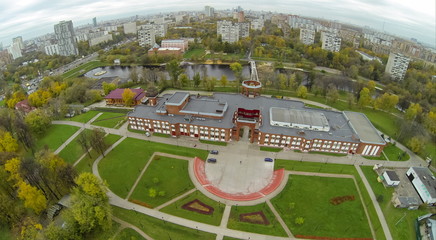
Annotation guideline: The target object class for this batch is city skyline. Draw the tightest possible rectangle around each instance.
[0,0,434,48]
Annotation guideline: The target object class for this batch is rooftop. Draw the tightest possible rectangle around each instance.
[270,107,330,132]
[410,167,436,198]
[104,88,145,101]
[344,111,385,145]
[161,39,186,43]
[129,92,365,143]
[385,170,400,181]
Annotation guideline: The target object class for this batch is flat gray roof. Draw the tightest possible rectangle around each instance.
[270,107,329,130]
[165,92,189,106]
[385,170,400,181]
[411,167,436,198]
[344,111,385,145]
[129,92,371,143]
[180,97,227,117]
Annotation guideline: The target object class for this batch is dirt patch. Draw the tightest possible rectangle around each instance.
[182,199,214,215]
[129,199,153,208]
[239,211,270,225]
[330,195,355,205]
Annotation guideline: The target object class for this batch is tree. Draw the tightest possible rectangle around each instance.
[0,108,15,133]
[166,60,183,87]
[129,67,138,83]
[17,181,47,214]
[373,93,399,111]
[424,111,436,135]
[89,128,108,157]
[296,85,308,99]
[358,87,371,108]
[102,82,117,95]
[230,62,243,84]
[122,88,135,106]
[278,73,287,91]
[148,188,157,198]
[6,91,26,109]
[4,157,22,183]
[408,136,424,154]
[13,113,34,151]
[405,103,422,121]
[325,84,339,103]
[220,75,228,87]
[68,172,112,234]
[366,80,376,94]
[28,89,52,107]
[193,72,201,88]
[0,130,19,153]
[25,109,51,135]
[77,131,92,158]
[179,73,190,87]
[295,217,305,225]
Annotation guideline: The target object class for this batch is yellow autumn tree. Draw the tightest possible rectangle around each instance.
[4,157,22,183]
[122,88,135,106]
[17,181,47,214]
[0,130,19,152]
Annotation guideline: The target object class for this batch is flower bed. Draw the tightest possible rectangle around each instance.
[329,195,355,205]
[129,199,153,208]
[239,211,270,225]
[182,199,214,215]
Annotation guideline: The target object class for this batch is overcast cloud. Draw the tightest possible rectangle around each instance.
[0,0,434,47]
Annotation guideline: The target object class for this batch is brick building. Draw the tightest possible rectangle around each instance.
[161,39,188,52]
[128,91,386,156]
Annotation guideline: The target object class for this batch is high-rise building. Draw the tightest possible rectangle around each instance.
[123,22,137,35]
[204,6,215,18]
[237,11,245,23]
[251,19,264,31]
[93,17,97,27]
[321,32,341,52]
[54,20,79,56]
[12,36,24,50]
[44,44,60,56]
[217,21,249,43]
[7,42,22,59]
[138,27,156,47]
[300,29,315,45]
[385,52,410,81]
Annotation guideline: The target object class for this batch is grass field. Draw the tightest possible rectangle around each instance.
[383,143,410,161]
[99,137,208,198]
[130,156,194,207]
[161,190,225,226]
[67,111,101,123]
[223,237,242,240]
[307,151,348,157]
[92,112,126,128]
[275,159,386,240]
[114,228,145,240]
[58,129,92,164]
[35,125,80,151]
[272,175,372,238]
[112,206,216,240]
[360,166,432,240]
[86,221,121,240]
[184,48,205,59]
[227,203,288,237]
[259,146,282,152]
[74,134,122,173]
[199,139,227,146]
[0,225,13,240]
[62,60,106,79]
[0,100,5,107]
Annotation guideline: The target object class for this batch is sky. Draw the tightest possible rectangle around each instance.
[0,0,434,48]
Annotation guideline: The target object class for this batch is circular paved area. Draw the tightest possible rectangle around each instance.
[194,141,285,201]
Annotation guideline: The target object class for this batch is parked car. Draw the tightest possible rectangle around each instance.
[264,158,274,162]
[207,158,217,163]
[210,150,219,155]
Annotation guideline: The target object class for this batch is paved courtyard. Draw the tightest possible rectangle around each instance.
[205,141,274,195]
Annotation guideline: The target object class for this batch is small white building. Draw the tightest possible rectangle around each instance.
[406,167,436,205]
[382,170,400,186]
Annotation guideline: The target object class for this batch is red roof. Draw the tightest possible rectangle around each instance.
[104,88,145,101]
[15,99,36,113]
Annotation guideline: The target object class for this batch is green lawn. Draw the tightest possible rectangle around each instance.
[260,146,282,152]
[67,111,101,123]
[112,206,216,240]
[87,221,120,240]
[227,203,288,237]
[0,100,5,107]
[62,60,107,79]
[58,129,92,164]
[35,125,80,151]
[114,228,145,240]
[223,237,242,240]
[360,166,432,240]
[383,143,410,161]
[99,138,208,198]
[74,134,122,173]
[161,190,225,226]
[153,132,170,138]
[199,139,227,146]
[184,48,205,59]
[271,175,372,238]
[275,159,386,240]
[92,112,126,129]
[130,156,194,207]
[0,225,14,240]
[307,151,348,157]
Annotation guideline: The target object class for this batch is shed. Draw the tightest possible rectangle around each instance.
[392,195,420,209]
[383,170,400,186]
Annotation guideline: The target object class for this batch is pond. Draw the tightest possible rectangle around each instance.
[84,64,251,81]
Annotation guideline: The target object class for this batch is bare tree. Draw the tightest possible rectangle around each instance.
[89,128,108,157]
